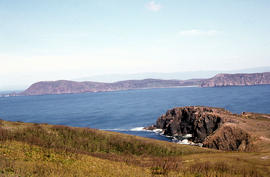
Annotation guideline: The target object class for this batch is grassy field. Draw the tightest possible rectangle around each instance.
[0,119,269,176]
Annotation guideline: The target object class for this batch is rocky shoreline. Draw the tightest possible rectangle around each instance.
[145,126,203,146]
[145,106,270,151]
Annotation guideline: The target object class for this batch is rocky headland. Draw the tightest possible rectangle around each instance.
[146,106,270,151]
[201,72,270,87]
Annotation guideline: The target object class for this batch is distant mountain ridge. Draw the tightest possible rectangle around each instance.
[19,72,270,96]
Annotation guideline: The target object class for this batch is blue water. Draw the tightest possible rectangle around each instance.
[0,85,270,141]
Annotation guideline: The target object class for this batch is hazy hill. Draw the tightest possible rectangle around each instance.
[20,79,202,96]
[16,72,270,96]
[201,72,270,87]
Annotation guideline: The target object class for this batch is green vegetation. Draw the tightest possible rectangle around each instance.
[0,119,269,176]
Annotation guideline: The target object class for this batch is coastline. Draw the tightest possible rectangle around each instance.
[1,85,200,97]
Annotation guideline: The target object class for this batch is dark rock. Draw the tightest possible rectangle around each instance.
[148,106,258,151]
[155,106,224,143]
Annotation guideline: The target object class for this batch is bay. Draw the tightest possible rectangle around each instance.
[0,85,269,141]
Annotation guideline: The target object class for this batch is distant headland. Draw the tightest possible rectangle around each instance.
[2,72,270,96]
[201,72,270,87]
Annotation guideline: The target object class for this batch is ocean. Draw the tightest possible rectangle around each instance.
[0,85,270,141]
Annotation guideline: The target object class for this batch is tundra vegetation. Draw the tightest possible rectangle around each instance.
[0,117,269,177]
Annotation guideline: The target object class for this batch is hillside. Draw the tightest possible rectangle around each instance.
[17,72,270,96]
[201,72,270,87]
[1,107,270,176]
[20,79,202,96]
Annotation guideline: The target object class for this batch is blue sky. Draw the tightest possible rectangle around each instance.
[0,0,270,90]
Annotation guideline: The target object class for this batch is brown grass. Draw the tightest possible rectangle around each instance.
[0,119,269,176]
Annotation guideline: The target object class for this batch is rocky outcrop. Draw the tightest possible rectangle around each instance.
[20,79,202,96]
[147,106,257,151]
[155,107,224,143]
[201,72,270,87]
[203,125,253,151]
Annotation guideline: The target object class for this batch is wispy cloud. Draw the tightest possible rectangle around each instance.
[146,1,162,12]
[178,29,220,36]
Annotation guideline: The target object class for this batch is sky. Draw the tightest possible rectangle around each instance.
[0,0,270,90]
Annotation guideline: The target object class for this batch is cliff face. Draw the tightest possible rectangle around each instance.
[148,106,270,151]
[155,107,224,143]
[201,72,270,87]
[21,79,201,96]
